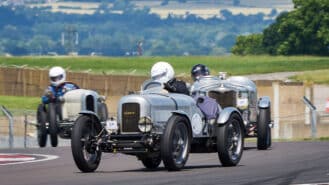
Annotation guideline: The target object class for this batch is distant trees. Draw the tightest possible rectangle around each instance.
[233,0,240,6]
[0,3,273,56]
[231,34,265,55]
[232,0,329,56]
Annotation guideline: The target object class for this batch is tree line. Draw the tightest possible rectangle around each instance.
[232,0,329,56]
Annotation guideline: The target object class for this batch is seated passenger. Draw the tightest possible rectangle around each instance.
[41,66,79,104]
[150,61,189,95]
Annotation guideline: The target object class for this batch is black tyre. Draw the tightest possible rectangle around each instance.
[48,103,58,147]
[141,154,162,169]
[217,113,244,167]
[161,115,191,171]
[98,103,108,122]
[71,115,102,173]
[37,104,48,147]
[257,108,271,150]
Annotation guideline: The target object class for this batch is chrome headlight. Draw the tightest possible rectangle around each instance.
[138,116,153,132]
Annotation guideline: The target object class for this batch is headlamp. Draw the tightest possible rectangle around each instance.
[138,116,153,132]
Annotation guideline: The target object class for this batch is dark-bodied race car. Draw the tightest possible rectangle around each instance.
[71,79,246,172]
[36,88,108,147]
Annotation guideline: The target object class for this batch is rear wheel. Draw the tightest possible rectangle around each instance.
[161,115,191,171]
[71,115,102,173]
[48,103,58,147]
[217,113,244,166]
[37,104,47,147]
[257,108,271,150]
[140,154,161,169]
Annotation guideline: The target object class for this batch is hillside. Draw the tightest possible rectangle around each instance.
[25,0,294,18]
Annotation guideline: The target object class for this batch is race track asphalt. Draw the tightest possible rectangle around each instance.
[0,141,328,185]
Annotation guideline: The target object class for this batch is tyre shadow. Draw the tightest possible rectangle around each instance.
[89,164,244,174]
[244,146,257,150]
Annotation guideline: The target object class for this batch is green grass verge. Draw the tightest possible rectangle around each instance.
[0,95,40,111]
[290,69,329,84]
[1,55,329,76]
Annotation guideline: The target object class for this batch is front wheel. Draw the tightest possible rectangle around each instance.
[37,104,47,147]
[257,108,271,150]
[140,154,162,169]
[71,115,102,173]
[48,103,58,147]
[161,115,191,171]
[217,113,244,167]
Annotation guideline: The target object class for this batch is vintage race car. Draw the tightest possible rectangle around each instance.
[191,73,272,150]
[36,88,108,147]
[71,80,245,172]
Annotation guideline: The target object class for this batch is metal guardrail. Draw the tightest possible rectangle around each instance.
[0,105,14,148]
[24,114,37,148]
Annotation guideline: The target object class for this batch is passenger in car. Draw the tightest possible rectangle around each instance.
[150,61,189,95]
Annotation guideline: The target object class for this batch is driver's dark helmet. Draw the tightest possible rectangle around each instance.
[191,64,210,81]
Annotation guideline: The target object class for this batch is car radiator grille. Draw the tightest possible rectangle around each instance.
[122,103,140,133]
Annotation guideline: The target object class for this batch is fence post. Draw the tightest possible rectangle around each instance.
[302,96,317,138]
[24,114,27,148]
[273,81,280,139]
[0,105,14,148]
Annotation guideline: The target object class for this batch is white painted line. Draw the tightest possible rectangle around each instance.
[0,157,35,162]
[0,153,58,166]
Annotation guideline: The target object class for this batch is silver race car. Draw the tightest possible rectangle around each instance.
[71,79,245,172]
[191,73,272,150]
[37,88,108,147]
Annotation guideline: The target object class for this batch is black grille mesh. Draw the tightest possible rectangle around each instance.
[122,103,140,132]
[208,90,236,108]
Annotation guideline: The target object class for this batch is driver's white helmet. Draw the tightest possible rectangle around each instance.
[49,66,66,86]
[150,61,174,83]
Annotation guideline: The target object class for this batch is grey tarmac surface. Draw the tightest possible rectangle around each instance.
[0,141,328,185]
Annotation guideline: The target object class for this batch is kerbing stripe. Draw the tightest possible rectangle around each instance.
[0,153,58,166]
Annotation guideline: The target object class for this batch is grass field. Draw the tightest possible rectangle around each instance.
[290,69,329,84]
[0,95,40,111]
[1,56,329,77]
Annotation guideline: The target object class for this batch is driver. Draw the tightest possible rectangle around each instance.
[150,61,189,95]
[190,64,222,121]
[41,66,79,104]
[190,64,211,94]
[191,64,210,82]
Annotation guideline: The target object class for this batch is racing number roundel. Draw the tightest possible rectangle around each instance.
[191,113,203,135]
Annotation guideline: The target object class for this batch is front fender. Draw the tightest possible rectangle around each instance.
[79,111,102,124]
[217,107,242,125]
[171,110,192,136]
[258,96,271,109]
[171,110,189,118]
